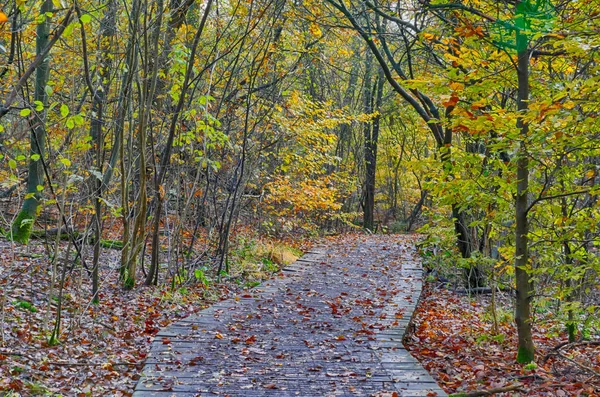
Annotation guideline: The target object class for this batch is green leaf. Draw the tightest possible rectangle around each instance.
[8,159,16,169]
[79,14,92,24]
[20,108,31,117]
[66,118,75,129]
[60,104,69,117]
[36,185,44,192]
[59,158,71,167]
[34,101,44,111]
[63,22,75,37]
[31,154,40,161]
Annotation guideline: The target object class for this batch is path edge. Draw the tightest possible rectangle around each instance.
[371,238,448,397]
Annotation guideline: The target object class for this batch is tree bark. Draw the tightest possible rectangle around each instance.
[364,66,384,232]
[11,0,53,244]
[514,5,535,363]
[147,0,214,285]
[87,1,116,303]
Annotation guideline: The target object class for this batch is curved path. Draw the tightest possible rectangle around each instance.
[133,235,447,397]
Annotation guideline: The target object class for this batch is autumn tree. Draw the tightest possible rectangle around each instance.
[10,1,63,243]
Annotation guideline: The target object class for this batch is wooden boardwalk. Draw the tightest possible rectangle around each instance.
[133,235,447,396]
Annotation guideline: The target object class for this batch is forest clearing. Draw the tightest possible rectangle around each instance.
[1,0,600,395]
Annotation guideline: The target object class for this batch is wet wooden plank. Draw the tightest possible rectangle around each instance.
[134,238,447,396]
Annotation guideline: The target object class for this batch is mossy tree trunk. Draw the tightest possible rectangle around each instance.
[11,0,53,244]
[362,51,374,231]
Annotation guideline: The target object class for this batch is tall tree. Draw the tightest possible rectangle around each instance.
[513,0,535,363]
[81,0,116,302]
[362,54,384,232]
[11,0,54,243]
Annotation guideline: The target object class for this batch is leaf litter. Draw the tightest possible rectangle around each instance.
[0,239,241,396]
[405,284,600,396]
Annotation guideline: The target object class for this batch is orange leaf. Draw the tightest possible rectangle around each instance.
[0,11,8,24]
[442,94,459,108]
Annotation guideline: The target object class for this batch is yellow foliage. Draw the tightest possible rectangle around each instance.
[261,92,360,230]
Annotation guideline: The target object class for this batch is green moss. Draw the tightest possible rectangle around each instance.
[99,239,124,249]
[516,345,535,363]
[566,323,577,342]
[10,210,35,244]
[47,335,59,346]
[123,276,135,290]
[13,300,37,312]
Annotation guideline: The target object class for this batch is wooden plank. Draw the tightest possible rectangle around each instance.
[134,237,447,396]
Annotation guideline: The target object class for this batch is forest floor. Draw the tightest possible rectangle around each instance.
[0,234,309,396]
[0,233,598,396]
[405,283,600,396]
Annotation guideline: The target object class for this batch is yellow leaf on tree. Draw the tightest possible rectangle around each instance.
[449,82,464,92]
[309,23,322,38]
[586,169,595,179]
[0,11,8,23]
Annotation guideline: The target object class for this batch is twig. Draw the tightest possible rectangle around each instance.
[449,384,523,397]
[47,361,141,367]
[92,320,117,332]
[511,374,545,382]
[547,351,600,379]
[543,340,600,362]
[0,351,25,357]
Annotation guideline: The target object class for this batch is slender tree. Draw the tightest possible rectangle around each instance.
[11,0,54,243]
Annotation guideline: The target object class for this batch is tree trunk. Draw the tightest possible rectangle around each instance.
[11,0,53,244]
[362,51,374,231]
[88,1,116,303]
[514,7,535,363]
[147,0,214,285]
[364,67,384,232]
[109,1,140,280]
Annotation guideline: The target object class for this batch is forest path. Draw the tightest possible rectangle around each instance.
[133,234,447,397]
